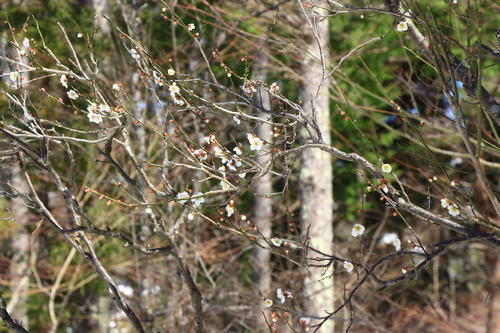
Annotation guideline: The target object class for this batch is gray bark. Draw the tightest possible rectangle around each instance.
[251,51,273,330]
[298,7,335,332]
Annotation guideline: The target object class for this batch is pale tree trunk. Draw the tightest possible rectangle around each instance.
[2,32,31,329]
[251,51,273,331]
[298,6,335,332]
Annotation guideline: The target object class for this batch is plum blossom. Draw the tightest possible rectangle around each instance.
[276,288,293,304]
[351,224,365,237]
[176,191,190,204]
[343,261,354,273]
[129,48,140,60]
[233,147,242,155]
[381,163,392,173]
[67,90,79,100]
[396,21,408,32]
[87,112,103,124]
[9,71,19,82]
[225,204,234,217]
[242,81,256,96]
[60,75,68,88]
[271,238,283,247]
[247,133,264,151]
[191,192,205,207]
[187,23,196,31]
[167,68,175,76]
[270,82,280,93]
[264,299,273,307]
[392,238,401,251]
[441,198,451,208]
[448,204,460,216]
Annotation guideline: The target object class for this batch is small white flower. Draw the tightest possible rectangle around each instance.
[226,157,242,171]
[169,82,180,95]
[264,299,273,308]
[23,38,30,49]
[300,317,311,326]
[112,83,121,91]
[238,172,246,179]
[392,238,401,251]
[233,147,242,155]
[351,224,365,237]
[145,208,152,214]
[448,204,460,216]
[441,198,451,208]
[450,156,463,167]
[87,102,98,113]
[99,104,110,113]
[191,192,205,207]
[381,184,389,193]
[187,23,196,31]
[204,135,216,144]
[176,191,190,204]
[271,238,283,247]
[247,133,264,151]
[270,82,280,93]
[233,115,241,125]
[343,261,354,273]
[167,68,175,76]
[9,71,19,82]
[193,149,208,161]
[276,288,293,304]
[220,180,231,190]
[67,90,79,100]
[87,112,103,124]
[172,94,185,106]
[129,48,140,60]
[77,33,83,38]
[396,21,408,32]
[153,70,163,86]
[242,81,257,96]
[381,233,399,245]
[187,213,194,220]
[225,204,234,217]
[60,75,68,88]
[381,163,392,173]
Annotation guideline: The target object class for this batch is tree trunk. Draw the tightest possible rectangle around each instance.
[251,50,273,331]
[298,6,335,332]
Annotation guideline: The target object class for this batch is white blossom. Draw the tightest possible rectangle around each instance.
[60,75,68,88]
[9,71,19,82]
[225,204,234,217]
[233,147,242,155]
[67,90,79,100]
[351,224,365,237]
[247,133,264,151]
[264,299,273,308]
[233,115,241,125]
[381,163,392,173]
[112,83,121,91]
[271,238,283,247]
[276,288,293,304]
[23,38,30,48]
[129,48,140,60]
[392,238,401,251]
[191,192,205,207]
[187,23,196,31]
[448,204,460,216]
[396,21,408,32]
[99,104,110,113]
[441,198,451,208]
[381,233,399,245]
[87,112,103,124]
[270,82,280,93]
[167,68,175,76]
[343,261,354,273]
[176,191,190,204]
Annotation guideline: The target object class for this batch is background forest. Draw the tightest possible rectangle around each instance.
[0,0,499,332]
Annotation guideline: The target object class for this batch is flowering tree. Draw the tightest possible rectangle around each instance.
[0,0,499,332]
